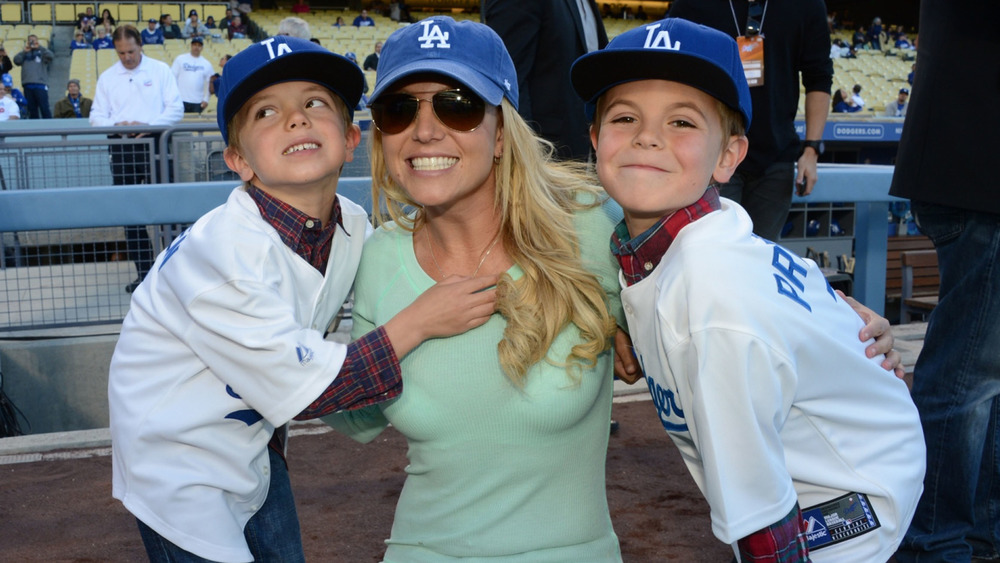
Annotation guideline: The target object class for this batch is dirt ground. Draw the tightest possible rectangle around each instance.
[0,399,734,562]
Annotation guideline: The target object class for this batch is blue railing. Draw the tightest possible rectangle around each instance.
[0,164,903,326]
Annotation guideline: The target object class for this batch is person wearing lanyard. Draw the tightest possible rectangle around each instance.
[668,0,833,242]
[54,78,92,118]
[89,24,183,293]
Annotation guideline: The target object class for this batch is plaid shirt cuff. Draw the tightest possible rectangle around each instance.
[736,503,809,562]
[295,326,402,419]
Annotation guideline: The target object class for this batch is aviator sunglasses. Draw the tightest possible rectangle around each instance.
[369,89,487,135]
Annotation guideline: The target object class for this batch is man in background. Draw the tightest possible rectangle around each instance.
[668,0,833,241]
[484,0,607,161]
[890,2,1000,561]
[90,25,183,293]
[53,78,92,118]
[12,34,53,119]
[171,36,213,114]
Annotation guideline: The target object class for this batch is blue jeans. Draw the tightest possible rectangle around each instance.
[717,161,795,242]
[22,84,51,119]
[138,448,306,562]
[895,201,1000,563]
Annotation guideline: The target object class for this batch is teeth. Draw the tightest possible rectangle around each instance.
[284,143,319,155]
[411,157,458,171]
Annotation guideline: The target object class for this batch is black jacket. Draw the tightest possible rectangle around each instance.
[485,0,608,160]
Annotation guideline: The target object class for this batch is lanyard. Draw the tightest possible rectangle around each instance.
[729,0,768,37]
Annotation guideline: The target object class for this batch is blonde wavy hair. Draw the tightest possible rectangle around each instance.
[369,99,617,385]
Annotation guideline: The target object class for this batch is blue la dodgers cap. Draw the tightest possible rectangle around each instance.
[370,16,518,110]
[1,73,12,88]
[571,17,752,132]
[215,35,364,143]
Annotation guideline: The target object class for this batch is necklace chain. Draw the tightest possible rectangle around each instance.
[426,228,501,278]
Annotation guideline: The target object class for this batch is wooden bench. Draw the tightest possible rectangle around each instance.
[886,235,935,300]
[900,249,940,323]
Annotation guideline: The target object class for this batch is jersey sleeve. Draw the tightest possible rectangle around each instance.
[182,278,350,427]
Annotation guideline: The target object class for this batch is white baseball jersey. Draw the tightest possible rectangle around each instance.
[620,200,925,562]
[171,52,214,105]
[0,95,19,120]
[109,187,371,562]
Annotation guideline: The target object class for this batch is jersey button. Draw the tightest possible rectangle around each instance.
[305,220,315,228]
[643,261,654,271]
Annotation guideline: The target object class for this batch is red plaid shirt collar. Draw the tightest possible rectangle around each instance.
[611,187,721,287]
[247,185,345,273]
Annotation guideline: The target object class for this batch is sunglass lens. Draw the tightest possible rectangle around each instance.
[372,94,418,134]
[433,91,486,132]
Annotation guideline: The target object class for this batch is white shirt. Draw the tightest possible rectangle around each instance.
[620,200,925,562]
[851,93,865,108]
[90,54,183,127]
[171,52,214,105]
[0,95,19,120]
[109,188,371,561]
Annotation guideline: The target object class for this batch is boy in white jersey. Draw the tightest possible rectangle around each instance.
[571,18,925,562]
[108,36,496,562]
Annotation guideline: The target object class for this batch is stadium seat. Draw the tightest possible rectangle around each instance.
[54,4,79,23]
[30,4,53,24]
[1,2,23,24]
[118,3,139,22]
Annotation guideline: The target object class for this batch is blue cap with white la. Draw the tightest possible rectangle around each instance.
[1,73,12,88]
[215,36,364,144]
[571,17,752,132]
[370,16,518,110]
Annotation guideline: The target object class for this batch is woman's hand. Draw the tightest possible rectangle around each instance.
[839,290,905,379]
[613,328,643,384]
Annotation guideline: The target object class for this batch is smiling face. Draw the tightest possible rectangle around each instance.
[591,79,746,236]
[377,79,503,217]
[67,82,80,96]
[224,81,361,202]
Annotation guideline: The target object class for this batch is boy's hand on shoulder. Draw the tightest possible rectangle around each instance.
[383,274,499,358]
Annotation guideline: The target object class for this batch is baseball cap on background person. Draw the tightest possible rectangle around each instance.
[190,36,204,44]
[344,51,357,63]
[189,9,198,16]
[899,88,909,95]
[570,17,752,132]
[1,74,12,88]
[215,35,364,143]
[369,16,519,110]
[148,18,156,23]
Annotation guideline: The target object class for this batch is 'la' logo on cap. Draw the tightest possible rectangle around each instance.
[260,37,294,59]
[417,19,450,49]
[643,23,681,50]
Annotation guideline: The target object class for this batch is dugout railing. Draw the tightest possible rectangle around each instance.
[0,164,901,331]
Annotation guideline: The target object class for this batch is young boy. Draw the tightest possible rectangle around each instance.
[0,74,20,120]
[108,36,496,562]
[572,18,925,562]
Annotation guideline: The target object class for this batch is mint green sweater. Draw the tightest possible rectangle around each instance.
[325,199,626,562]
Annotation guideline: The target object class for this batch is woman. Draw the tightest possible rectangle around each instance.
[99,9,115,34]
[833,88,862,113]
[327,17,900,562]
[329,17,623,561]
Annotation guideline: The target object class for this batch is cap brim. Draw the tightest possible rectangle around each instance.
[573,49,741,121]
[371,59,505,106]
[222,50,364,128]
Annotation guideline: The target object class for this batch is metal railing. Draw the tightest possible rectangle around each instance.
[0,164,903,331]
